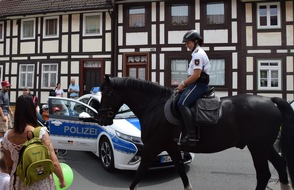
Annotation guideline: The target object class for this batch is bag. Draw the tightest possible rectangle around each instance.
[49,89,56,96]
[195,97,221,124]
[15,127,54,186]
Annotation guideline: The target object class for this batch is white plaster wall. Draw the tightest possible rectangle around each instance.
[105,14,111,31]
[118,5,123,24]
[12,38,17,54]
[83,38,102,52]
[160,2,164,21]
[160,24,164,44]
[246,26,253,46]
[246,75,253,90]
[152,2,156,22]
[232,72,238,89]
[287,56,293,72]
[62,15,68,33]
[0,44,3,55]
[117,54,122,70]
[105,33,111,52]
[232,21,238,43]
[71,14,80,32]
[70,61,79,74]
[11,62,17,75]
[246,57,254,72]
[286,25,293,46]
[168,31,186,44]
[204,30,228,44]
[13,20,17,36]
[287,75,293,91]
[151,54,156,70]
[257,33,281,46]
[118,26,123,46]
[152,25,156,45]
[286,1,293,22]
[159,53,164,70]
[62,35,68,52]
[232,0,237,19]
[126,33,148,45]
[20,42,35,54]
[61,61,68,74]
[43,41,59,53]
[105,61,111,75]
[245,3,252,23]
[71,35,79,52]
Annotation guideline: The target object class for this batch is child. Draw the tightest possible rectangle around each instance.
[0,142,10,190]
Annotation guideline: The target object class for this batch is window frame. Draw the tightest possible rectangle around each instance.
[257,60,281,90]
[166,1,194,30]
[21,18,36,40]
[41,63,58,89]
[0,22,4,41]
[125,3,150,32]
[202,0,229,29]
[19,64,35,88]
[43,16,59,38]
[257,2,281,29]
[83,13,103,36]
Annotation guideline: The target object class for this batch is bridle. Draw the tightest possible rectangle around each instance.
[98,89,116,119]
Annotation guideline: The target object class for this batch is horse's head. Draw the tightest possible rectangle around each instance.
[97,75,124,126]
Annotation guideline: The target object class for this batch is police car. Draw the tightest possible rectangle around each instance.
[47,93,194,171]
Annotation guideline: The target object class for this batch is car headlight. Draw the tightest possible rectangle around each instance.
[116,131,143,145]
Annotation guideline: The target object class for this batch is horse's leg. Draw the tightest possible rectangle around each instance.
[129,149,159,190]
[167,150,192,190]
[268,147,292,190]
[247,145,271,190]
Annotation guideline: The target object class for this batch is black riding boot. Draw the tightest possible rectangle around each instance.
[179,106,198,145]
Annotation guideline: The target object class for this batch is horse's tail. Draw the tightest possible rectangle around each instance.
[271,97,294,186]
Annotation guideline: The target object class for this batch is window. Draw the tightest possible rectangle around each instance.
[44,17,58,38]
[258,60,281,90]
[129,7,145,28]
[206,2,225,25]
[171,4,188,26]
[0,22,3,41]
[209,59,225,86]
[171,59,188,86]
[257,2,280,29]
[41,64,58,88]
[123,52,150,80]
[83,13,102,36]
[22,19,35,39]
[19,64,35,88]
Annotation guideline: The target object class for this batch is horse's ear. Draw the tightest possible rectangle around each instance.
[104,75,110,83]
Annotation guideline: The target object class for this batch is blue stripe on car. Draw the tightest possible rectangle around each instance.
[125,118,141,131]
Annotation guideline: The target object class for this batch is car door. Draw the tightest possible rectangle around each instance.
[47,97,100,152]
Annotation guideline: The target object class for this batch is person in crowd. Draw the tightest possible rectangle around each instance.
[55,83,64,97]
[22,88,32,96]
[0,154,10,190]
[0,81,14,139]
[176,30,210,145]
[2,95,66,189]
[42,104,49,122]
[68,78,79,99]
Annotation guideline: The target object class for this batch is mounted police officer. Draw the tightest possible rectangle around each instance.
[176,30,210,146]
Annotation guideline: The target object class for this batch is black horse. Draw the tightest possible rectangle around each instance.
[97,76,294,190]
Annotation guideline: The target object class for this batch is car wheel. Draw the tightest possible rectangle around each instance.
[99,137,115,171]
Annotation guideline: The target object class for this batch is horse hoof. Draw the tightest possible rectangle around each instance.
[184,183,193,190]
[280,183,292,190]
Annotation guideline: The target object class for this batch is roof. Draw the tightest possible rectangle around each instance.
[0,0,113,18]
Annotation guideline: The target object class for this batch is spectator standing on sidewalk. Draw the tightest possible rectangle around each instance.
[0,81,14,139]
[68,78,79,99]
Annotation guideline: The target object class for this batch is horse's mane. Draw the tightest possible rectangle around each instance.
[110,77,172,97]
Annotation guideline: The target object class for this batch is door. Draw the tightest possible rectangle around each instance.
[84,69,101,94]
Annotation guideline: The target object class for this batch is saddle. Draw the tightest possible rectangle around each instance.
[164,87,222,126]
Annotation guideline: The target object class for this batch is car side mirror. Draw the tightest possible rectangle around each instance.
[79,112,95,122]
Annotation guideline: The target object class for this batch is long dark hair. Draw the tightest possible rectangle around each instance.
[14,95,38,133]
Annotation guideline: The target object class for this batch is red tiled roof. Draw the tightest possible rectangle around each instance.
[0,0,113,18]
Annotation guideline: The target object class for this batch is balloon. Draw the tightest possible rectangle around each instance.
[53,163,74,190]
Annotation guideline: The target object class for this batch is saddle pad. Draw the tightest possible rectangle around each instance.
[195,97,221,124]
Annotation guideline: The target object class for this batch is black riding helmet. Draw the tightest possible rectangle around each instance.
[182,30,203,46]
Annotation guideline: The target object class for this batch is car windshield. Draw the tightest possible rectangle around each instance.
[116,104,136,119]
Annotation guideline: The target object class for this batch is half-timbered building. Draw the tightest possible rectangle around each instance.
[0,0,293,104]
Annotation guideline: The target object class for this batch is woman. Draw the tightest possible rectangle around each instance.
[55,83,64,97]
[176,30,210,146]
[2,95,66,189]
